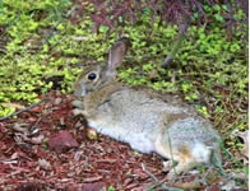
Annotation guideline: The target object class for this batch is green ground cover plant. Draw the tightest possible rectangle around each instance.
[0,0,248,189]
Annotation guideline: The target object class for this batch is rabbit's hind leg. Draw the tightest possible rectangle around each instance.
[166,154,197,179]
[155,136,197,179]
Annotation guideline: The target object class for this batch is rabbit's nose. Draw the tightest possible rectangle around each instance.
[81,89,87,96]
[73,88,83,97]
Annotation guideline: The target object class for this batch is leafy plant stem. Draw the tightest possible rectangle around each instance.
[162,32,185,69]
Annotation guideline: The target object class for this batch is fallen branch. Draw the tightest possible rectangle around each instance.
[0,99,47,121]
[141,163,183,191]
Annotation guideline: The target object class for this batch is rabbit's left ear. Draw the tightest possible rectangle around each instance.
[106,37,130,76]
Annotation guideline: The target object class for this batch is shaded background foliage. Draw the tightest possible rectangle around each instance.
[71,0,248,37]
[70,0,248,68]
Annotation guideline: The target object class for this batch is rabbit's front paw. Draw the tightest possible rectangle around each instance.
[72,108,87,116]
[72,100,84,109]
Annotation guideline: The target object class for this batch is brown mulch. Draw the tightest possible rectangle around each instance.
[0,91,247,191]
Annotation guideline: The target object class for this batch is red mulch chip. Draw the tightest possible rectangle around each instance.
[16,182,45,191]
[80,182,106,191]
[48,130,79,153]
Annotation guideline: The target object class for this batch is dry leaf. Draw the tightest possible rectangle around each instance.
[231,129,249,164]
[221,180,242,191]
[87,128,98,140]
[1,102,25,110]
[38,158,52,170]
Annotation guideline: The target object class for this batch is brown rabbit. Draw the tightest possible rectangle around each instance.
[72,37,222,178]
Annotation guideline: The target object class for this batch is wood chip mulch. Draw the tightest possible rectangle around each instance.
[0,91,247,191]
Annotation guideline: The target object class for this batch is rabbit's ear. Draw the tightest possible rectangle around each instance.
[106,37,130,76]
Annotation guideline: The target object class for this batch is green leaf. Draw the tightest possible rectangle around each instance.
[107,186,115,191]
[214,13,225,22]
[213,4,221,11]
[222,5,228,11]
[203,5,212,12]
[99,25,109,32]
[193,12,198,19]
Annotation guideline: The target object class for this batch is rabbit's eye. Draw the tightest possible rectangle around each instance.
[87,73,97,80]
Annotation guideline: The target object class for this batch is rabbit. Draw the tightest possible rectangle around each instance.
[72,37,222,179]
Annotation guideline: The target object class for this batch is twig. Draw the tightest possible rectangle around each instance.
[149,175,172,190]
[210,151,247,182]
[214,167,248,183]
[42,20,62,46]
[141,163,183,191]
[0,99,47,121]
[0,48,6,53]
[141,163,159,182]
[161,32,185,69]
[33,117,42,128]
